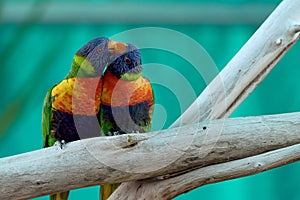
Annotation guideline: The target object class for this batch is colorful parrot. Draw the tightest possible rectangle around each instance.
[99,44,154,199]
[41,37,127,200]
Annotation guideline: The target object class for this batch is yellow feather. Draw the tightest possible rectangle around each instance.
[50,191,69,200]
[100,184,120,200]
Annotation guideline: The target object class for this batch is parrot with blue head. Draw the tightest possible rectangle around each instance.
[99,43,154,199]
[41,37,127,200]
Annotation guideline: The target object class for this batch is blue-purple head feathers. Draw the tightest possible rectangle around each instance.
[107,43,142,77]
[76,37,109,58]
[76,37,110,76]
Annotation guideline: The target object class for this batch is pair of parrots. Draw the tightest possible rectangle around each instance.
[42,37,154,200]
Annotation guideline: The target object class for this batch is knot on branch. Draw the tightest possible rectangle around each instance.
[110,134,149,148]
[289,24,300,39]
[292,24,300,33]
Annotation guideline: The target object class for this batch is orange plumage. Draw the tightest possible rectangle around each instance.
[101,70,154,107]
[51,77,102,115]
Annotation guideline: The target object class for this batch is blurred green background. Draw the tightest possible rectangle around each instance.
[1,0,300,199]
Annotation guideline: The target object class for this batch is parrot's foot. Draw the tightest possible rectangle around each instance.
[105,131,126,136]
[112,131,121,136]
[113,130,127,135]
[54,140,66,149]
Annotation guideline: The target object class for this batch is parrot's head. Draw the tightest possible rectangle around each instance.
[69,37,127,78]
[107,43,142,81]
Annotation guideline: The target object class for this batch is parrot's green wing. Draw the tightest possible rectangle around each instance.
[42,86,55,148]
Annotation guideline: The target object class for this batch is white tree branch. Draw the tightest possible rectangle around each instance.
[1,112,300,199]
[113,0,300,198]
[172,0,300,127]
[110,143,300,200]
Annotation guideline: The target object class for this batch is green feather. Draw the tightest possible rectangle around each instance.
[120,72,142,81]
[41,87,55,147]
[66,55,97,79]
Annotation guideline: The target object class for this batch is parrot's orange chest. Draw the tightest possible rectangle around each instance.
[51,77,102,115]
[101,71,153,107]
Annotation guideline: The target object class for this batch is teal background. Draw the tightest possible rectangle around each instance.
[1,0,300,199]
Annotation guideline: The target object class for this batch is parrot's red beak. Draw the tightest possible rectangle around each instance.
[108,40,127,54]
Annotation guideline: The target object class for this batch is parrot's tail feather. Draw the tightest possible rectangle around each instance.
[50,191,70,200]
[100,183,120,200]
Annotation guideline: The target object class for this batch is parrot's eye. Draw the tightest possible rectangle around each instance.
[96,48,103,53]
[124,57,131,65]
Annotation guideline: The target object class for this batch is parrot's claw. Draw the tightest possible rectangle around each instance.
[106,131,123,136]
[112,131,119,136]
[54,140,66,149]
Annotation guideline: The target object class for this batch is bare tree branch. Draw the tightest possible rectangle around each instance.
[113,0,300,198]
[1,112,300,200]
[171,0,300,128]
[110,143,300,200]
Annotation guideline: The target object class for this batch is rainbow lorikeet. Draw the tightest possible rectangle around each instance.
[41,37,127,200]
[99,44,154,199]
